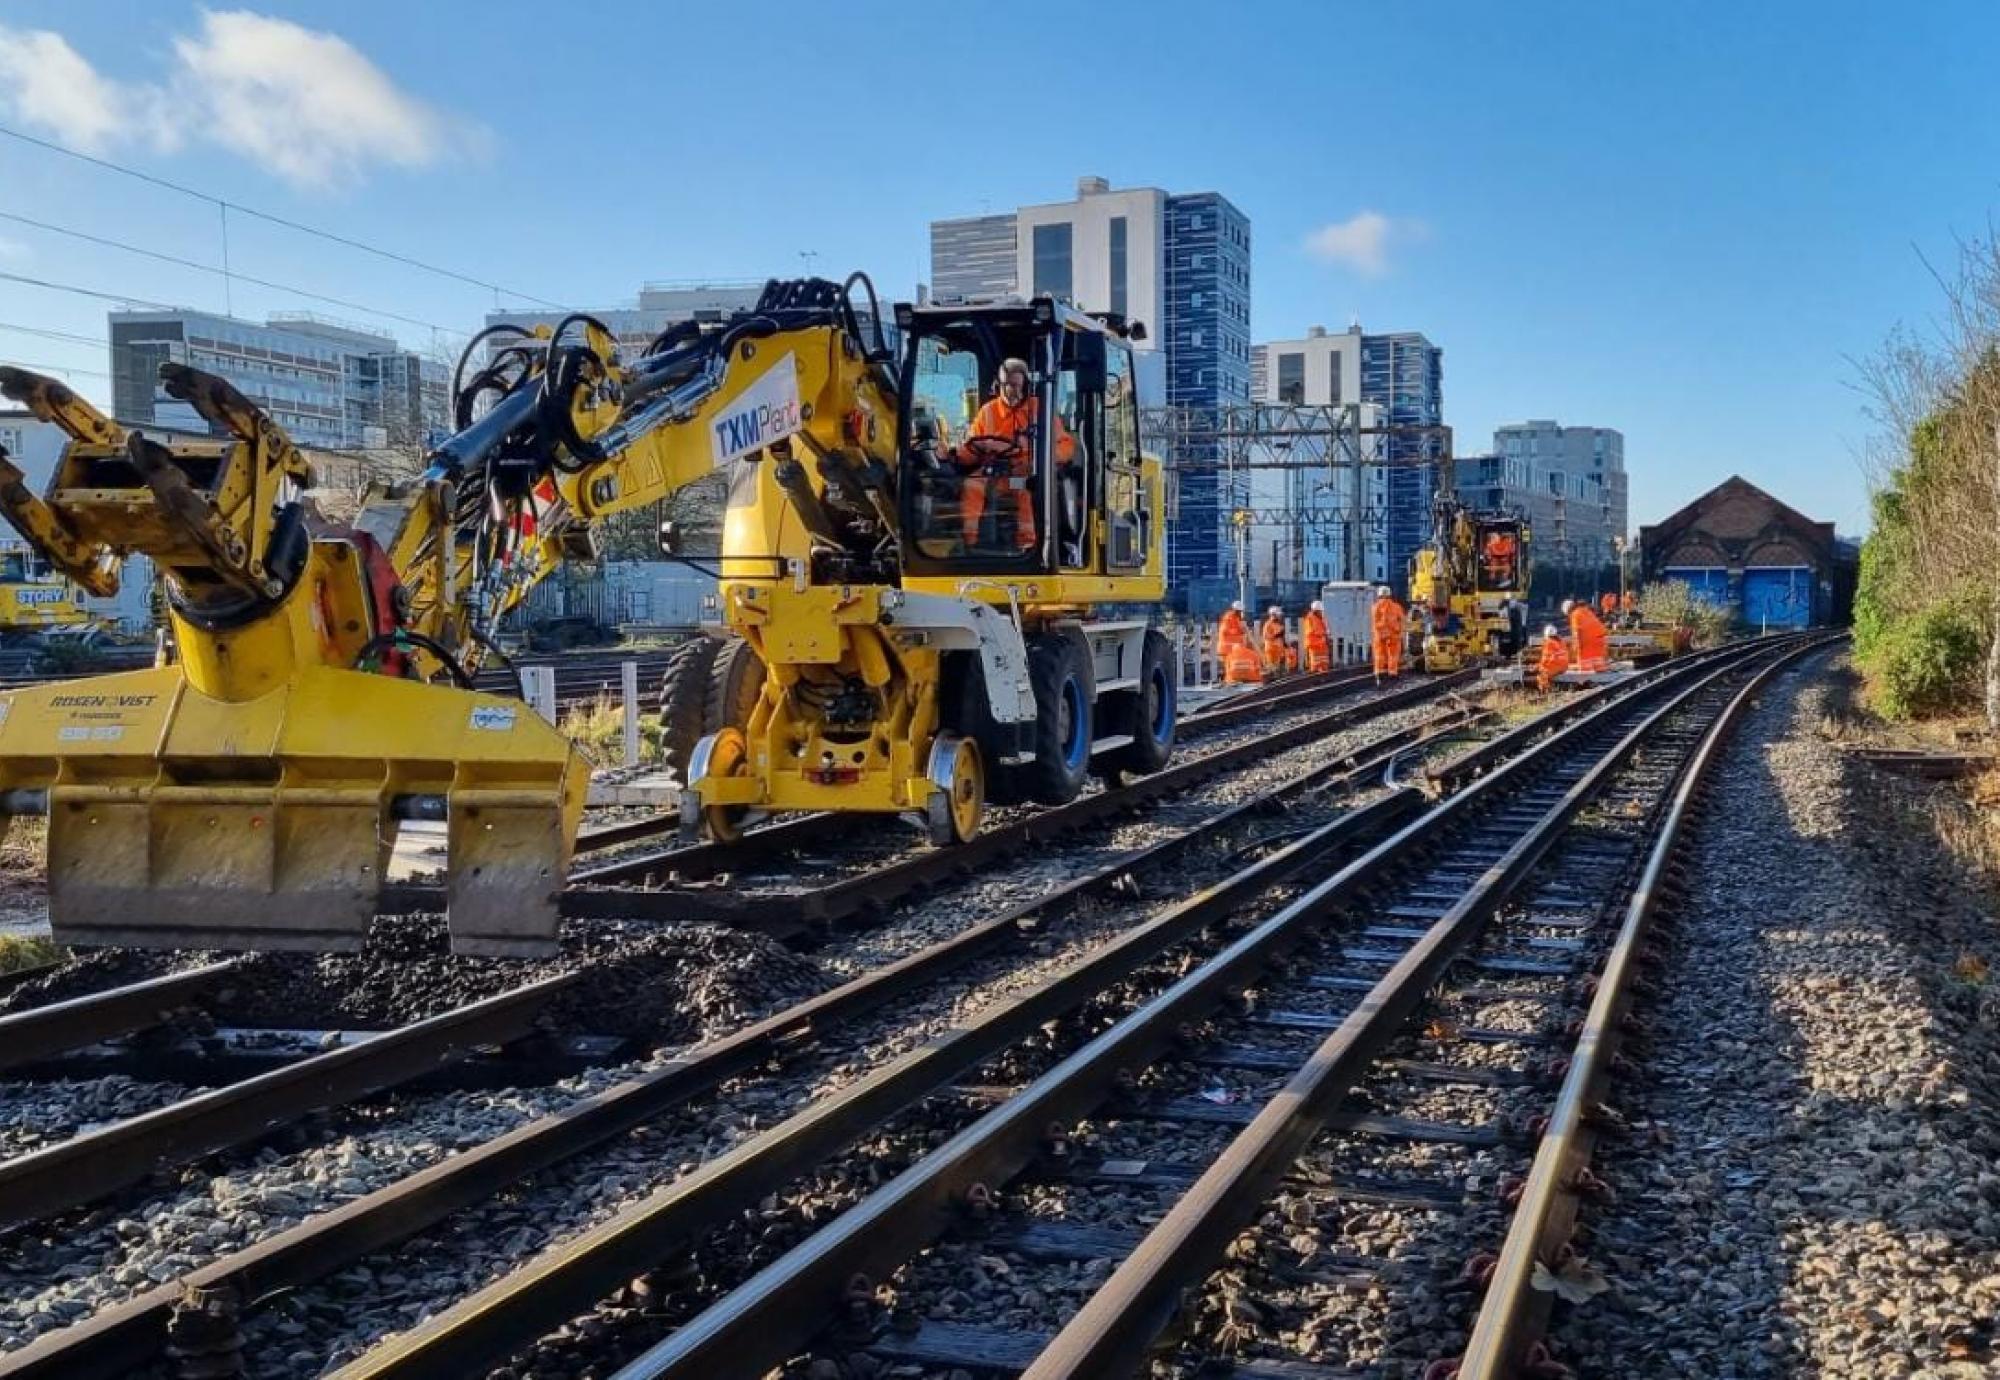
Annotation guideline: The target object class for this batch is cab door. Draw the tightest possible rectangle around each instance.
[1101,342,1149,572]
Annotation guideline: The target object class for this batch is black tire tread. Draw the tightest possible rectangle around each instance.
[657,637,723,787]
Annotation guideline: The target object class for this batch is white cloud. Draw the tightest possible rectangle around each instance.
[0,11,484,189]
[1302,211,1428,278]
[170,10,485,188]
[0,26,159,156]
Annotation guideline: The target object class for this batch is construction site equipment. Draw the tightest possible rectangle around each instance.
[0,541,102,640]
[1409,493,1529,672]
[0,277,1167,956]
[1314,581,1373,664]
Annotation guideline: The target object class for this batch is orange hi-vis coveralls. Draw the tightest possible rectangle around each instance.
[1261,614,1297,674]
[1621,589,1638,617]
[1598,591,1619,619]
[1217,607,1249,659]
[960,394,1074,548]
[1224,639,1265,684]
[1537,634,1571,691]
[1569,605,1610,671]
[1301,608,1332,673]
[1371,597,1406,678]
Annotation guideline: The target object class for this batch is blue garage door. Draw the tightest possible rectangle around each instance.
[1662,566,1729,607]
[1743,566,1813,629]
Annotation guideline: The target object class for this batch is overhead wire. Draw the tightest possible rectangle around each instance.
[0,123,565,310]
[0,210,468,339]
[0,270,177,310]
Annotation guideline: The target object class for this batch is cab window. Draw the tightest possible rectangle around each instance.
[1103,344,1149,569]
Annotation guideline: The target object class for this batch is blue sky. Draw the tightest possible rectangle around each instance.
[1,1,1995,533]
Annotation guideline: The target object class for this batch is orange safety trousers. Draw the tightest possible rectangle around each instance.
[962,474,1035,548]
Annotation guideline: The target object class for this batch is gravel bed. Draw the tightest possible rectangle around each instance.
[0,915,827,1044]
[216,705,1466,1375]
[0,690,1496,1374]
[1553,653,2000,1378]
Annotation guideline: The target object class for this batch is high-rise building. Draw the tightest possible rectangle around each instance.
[1363,330,1445,586]
[1253,323,1444,586]
[929,213,1020,301]
[927,176,1253,601]
[1485,420,1627,568]
[109,310,449,452]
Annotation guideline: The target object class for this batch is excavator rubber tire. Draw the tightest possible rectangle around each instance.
[706,636,766,741]
[658,636,724,787]
[1102,628,1176,777]
[1021,632,1096,806]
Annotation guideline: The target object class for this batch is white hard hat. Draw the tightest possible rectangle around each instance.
[1310,600,1324,612]
[1267,606,1281,617]
[1376,586,1391,598]
[1230,599,1245,612]
[1561,599,1576,614]
[1545,624,1560,637]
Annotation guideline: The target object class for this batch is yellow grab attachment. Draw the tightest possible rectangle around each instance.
[0,665,587,956]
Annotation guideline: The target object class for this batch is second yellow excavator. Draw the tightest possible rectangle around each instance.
[0,275,1171,955]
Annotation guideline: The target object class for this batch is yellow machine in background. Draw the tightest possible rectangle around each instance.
[0,543,98,636]
[0,276,1172,956]
[1409,495,1530,672]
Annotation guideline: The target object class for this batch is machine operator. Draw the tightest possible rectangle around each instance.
[959,358,1075,551]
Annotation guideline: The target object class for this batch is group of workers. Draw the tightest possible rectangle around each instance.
[1220,584,1643,693]
[1216,587,1410,686]
[1533,590,1638,689]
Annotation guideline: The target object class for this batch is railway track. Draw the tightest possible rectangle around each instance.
[0,667,1490,1378]
[0,640,1828,1378]
[395,664,1431,938]
[277,633,1818,1380]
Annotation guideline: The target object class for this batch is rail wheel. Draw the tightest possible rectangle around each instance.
[690,726,753,843]
[924,732,985,846]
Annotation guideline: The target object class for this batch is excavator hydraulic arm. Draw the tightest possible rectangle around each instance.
[0,365,587,956]
[0,276,911,957]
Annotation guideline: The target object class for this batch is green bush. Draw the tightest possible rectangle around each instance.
[1866,600,1986,719]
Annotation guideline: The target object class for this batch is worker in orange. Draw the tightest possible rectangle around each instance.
[1620,588,1638,624]
[1482,529,1519,586]
[1370,586,1406,682]
[1221,600,1263,685]
[958,357,1074,550]
[1217,599,1249,660]
[1598,590,1619,620]
[1301,599,1333,673]
[1563,597,1609,672]
[1261,606,1298,675]
[1536,623,1571,691]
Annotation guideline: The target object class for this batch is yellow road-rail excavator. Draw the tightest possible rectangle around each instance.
[0,276,1171,956]
[1409,492,1530,672]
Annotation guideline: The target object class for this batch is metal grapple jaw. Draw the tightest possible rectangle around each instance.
[0,665,588,956]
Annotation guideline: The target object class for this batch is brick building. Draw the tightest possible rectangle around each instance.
[1639,475,1852,628]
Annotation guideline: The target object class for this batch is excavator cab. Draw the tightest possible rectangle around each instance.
[897,298,1154,587]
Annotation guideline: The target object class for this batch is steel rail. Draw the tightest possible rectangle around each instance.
[0,974,573,1236]
[389,670,1477,930]
[591,641,1792,1380]
[0,959,63,997]
[558,661,1398,871]
[1011,642,1805,1380]
[0,959,242,1073]
[1449,634,1840,1379]
[329,778,1430,1377]
[0,706,1475,1380]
